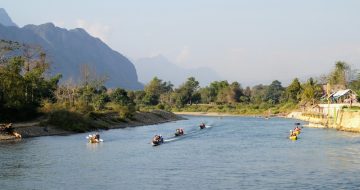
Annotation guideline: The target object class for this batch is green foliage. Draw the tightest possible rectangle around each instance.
[2,39,357,124]
[328,61,350,86]
[110,104,135,120]
[0,41,61,121]
[250,84,267,104]
[349,72,360,101]
[263,80,284,104]
[174,77,200,107]
[143,77,173,105]
[110,88,132,106]
[284,78,302,103]
[46,110,107,132]
[93,93,108,111]
[128,90,146,105]
[301,78,323,105]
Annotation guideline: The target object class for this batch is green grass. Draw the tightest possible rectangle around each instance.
[168,102,297,115]
[46,110,110,132]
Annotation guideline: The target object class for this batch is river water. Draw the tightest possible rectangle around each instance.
[1,116,360,189]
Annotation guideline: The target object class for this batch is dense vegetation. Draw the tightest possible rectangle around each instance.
[1,40,359,131]
[134,61,359,115]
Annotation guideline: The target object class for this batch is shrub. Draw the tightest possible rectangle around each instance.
[46,110,103,132]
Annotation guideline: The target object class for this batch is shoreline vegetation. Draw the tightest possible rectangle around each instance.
[0,110,183,140]
[1,40,360,140]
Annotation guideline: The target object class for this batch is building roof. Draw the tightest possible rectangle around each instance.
[332,89,353,99]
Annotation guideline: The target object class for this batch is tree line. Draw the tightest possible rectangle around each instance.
[1,40,360,122]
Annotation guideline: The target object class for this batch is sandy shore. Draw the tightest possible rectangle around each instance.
[0,110,183,141]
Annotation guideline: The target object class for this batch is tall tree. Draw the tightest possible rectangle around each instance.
[263,80,284,104]
[300,78,323,105]
[144,77,173,105]
[284,78,302,103]
[328,61,351,87]
[174,77,200,106]
[110,88,133,106]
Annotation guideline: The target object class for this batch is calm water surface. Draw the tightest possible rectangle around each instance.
[1,116,360,189]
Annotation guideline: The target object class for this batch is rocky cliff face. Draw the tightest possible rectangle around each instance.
[0,9,143,89]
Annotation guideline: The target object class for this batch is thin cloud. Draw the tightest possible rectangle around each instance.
[76,19,110,42]
[176,46,190,64]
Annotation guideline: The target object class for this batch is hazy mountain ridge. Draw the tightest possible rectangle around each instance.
[0,9,143,89]
[135,55,222,86]
[0,8,17,27]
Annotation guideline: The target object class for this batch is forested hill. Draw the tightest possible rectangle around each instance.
[0,9,143,90]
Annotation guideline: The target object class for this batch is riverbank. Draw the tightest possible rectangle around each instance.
[0,110,183,140]
[287,110,360,133]
[173,111,287,118]
[174,112,245,117]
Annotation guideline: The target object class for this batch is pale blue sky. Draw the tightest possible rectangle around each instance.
[2,0,360,86]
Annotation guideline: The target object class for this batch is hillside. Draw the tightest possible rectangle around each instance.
[0,9,143,89]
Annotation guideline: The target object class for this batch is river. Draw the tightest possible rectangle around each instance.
[1,116,360,189]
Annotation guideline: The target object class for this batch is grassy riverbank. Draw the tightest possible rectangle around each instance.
[170,102,298,116]
[0,110,183,140]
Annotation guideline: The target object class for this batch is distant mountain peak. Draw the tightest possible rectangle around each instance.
[135,55,222,86]
[0,18,143,90]
[0,8,18,27]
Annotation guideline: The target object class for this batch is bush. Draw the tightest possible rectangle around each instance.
[46,110,104,132]
[112,104,135,120]
[157,104,165,110]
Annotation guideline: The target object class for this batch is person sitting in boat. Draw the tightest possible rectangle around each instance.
[289,130,296,137]
[294,126,301,131]
[154,135,162,142]
[153,135,159,141]
[95,133,100,140]
[88,134,97,143]
[175,128,184,136]
[152,135,163,144]
[199,123,206,129]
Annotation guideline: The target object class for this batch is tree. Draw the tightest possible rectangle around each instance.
[284,78,302,103]
[208,80,229,102]
[216,82,243,104]
[78,64,108,108]
[174,77,200,107]
[300,78,323,105]
[0,40,61,120]
[328,61,351,87]
[144,77,173,105]
[263,80,284,104]
[241,86,252,103]
[110,88,133,106]
[128,90,146,106]
[198,87,211,104]
[251,84,267,104]
[349,72,360,100]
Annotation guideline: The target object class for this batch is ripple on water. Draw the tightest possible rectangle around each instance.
[1,116,360,189]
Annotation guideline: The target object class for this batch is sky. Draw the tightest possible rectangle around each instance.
[2,0,360,86]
